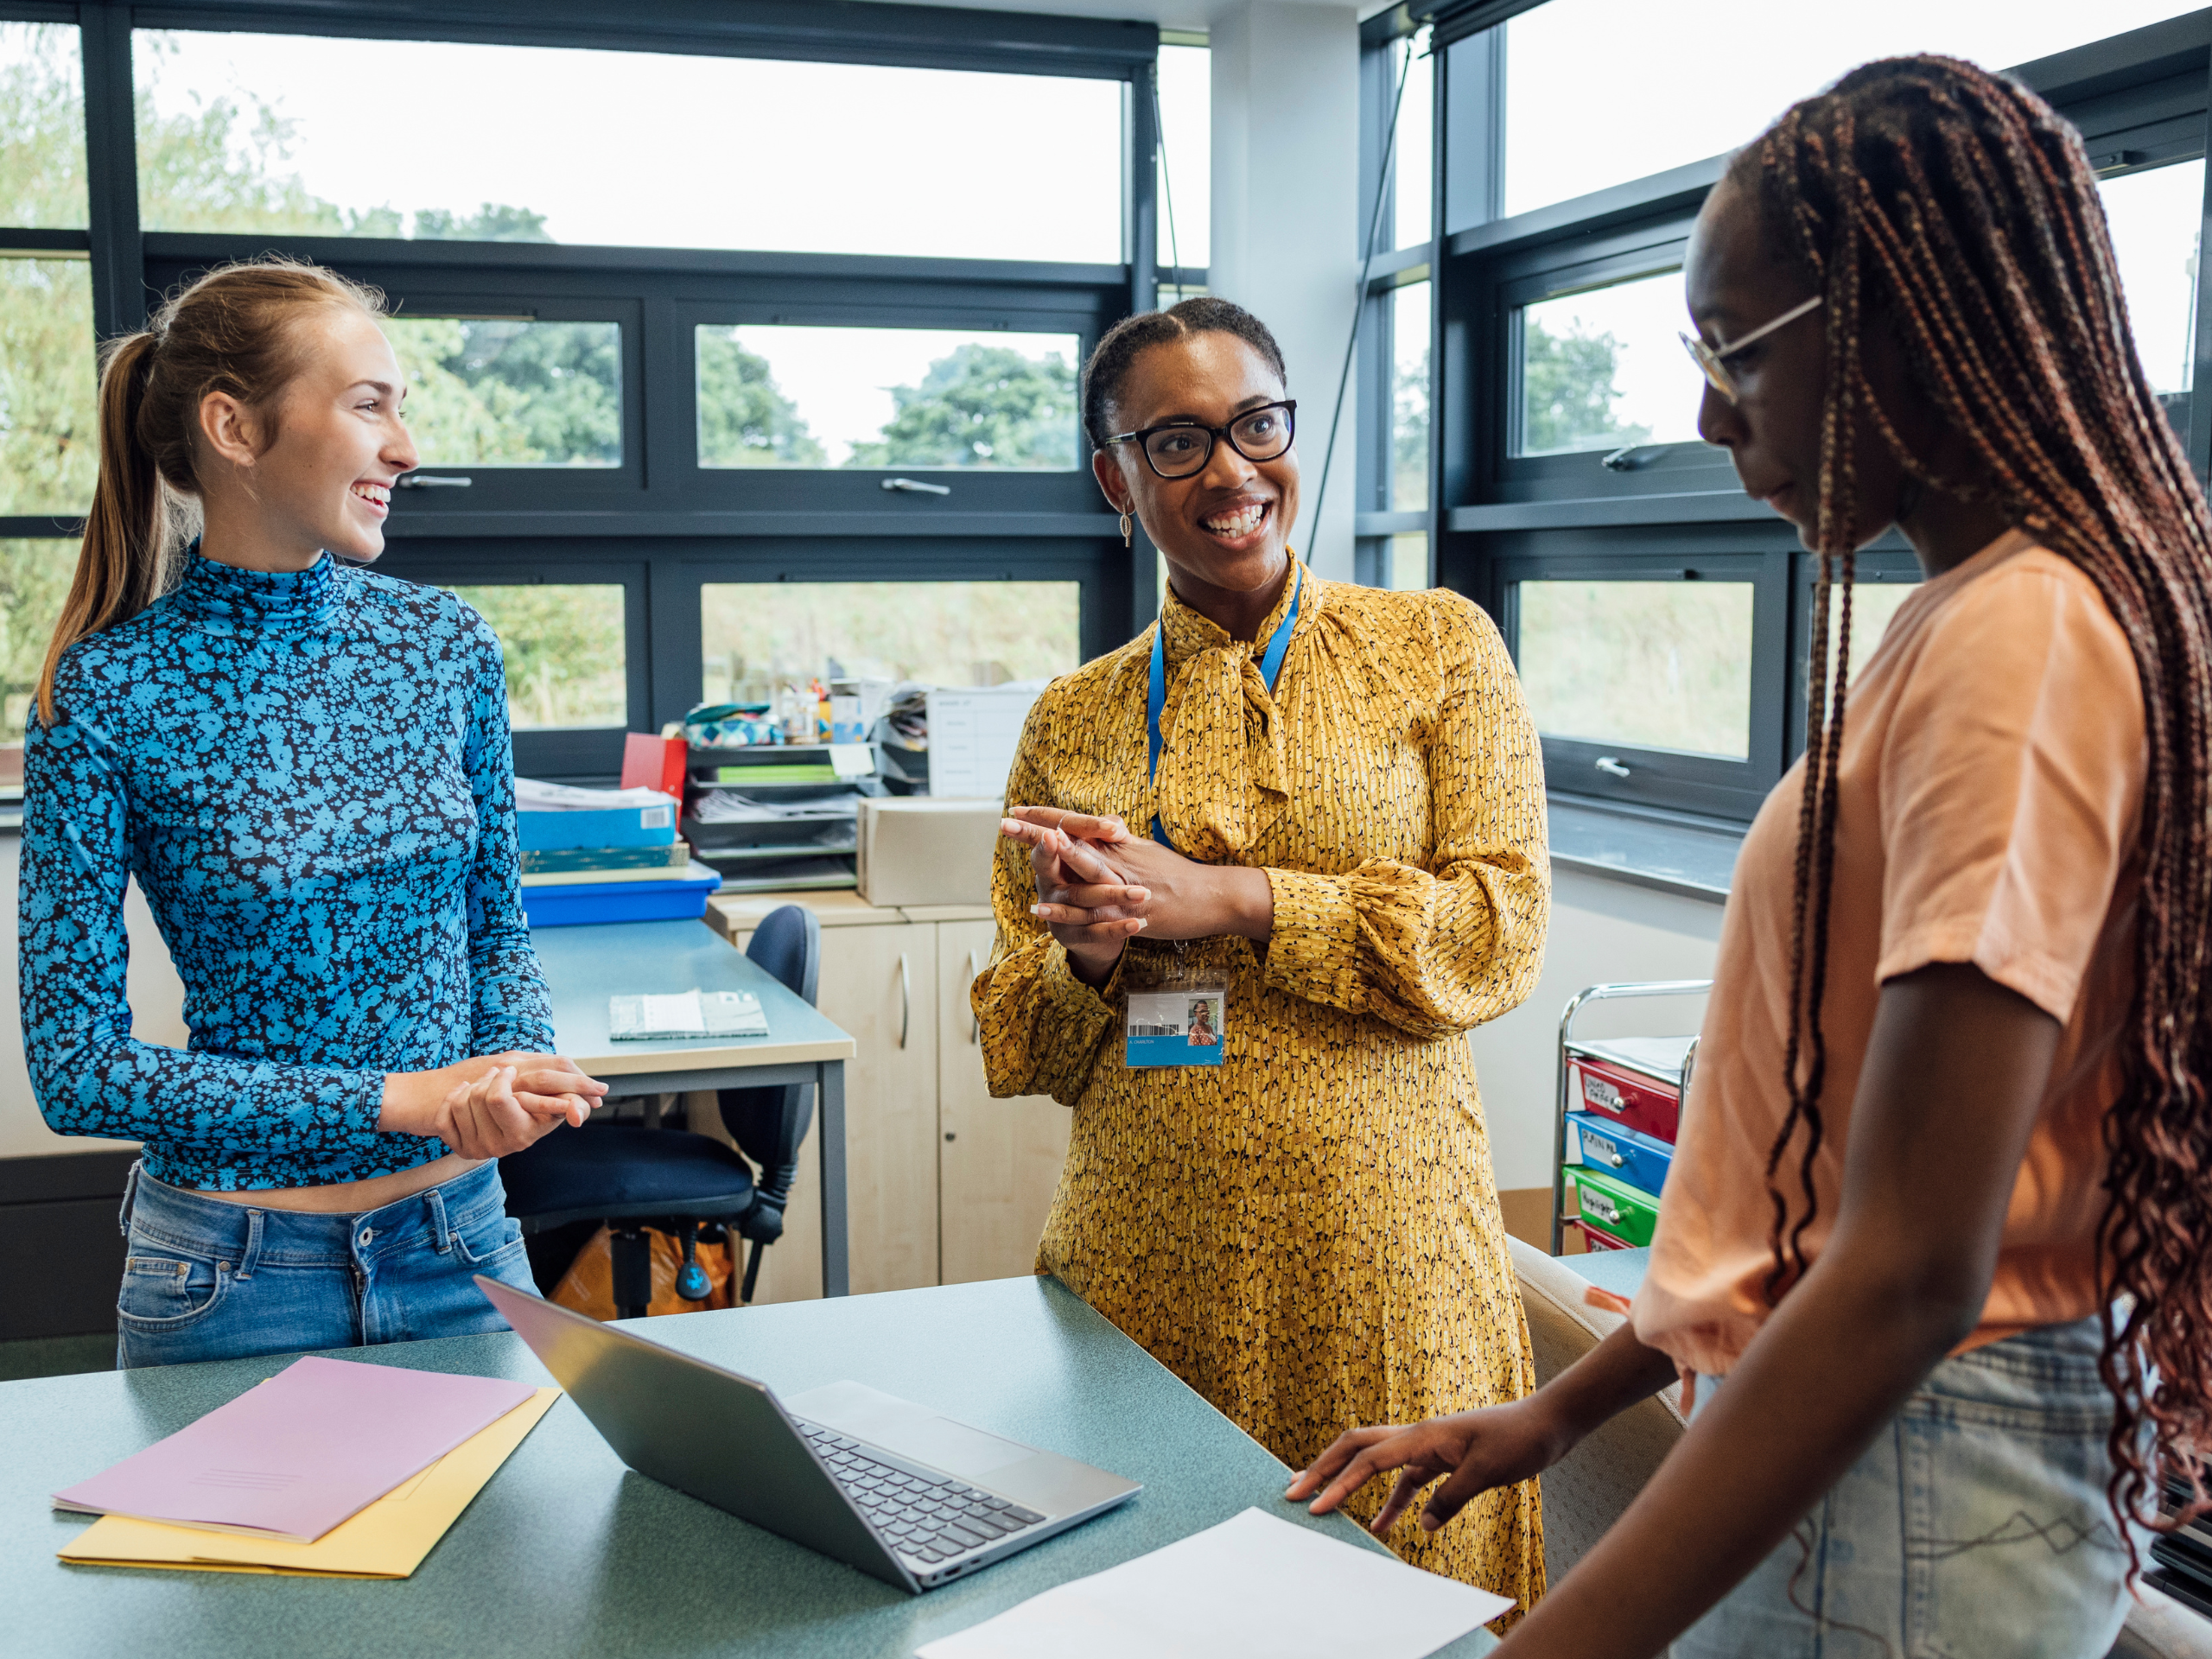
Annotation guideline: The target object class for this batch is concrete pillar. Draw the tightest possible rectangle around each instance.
[1207,2,1362,582]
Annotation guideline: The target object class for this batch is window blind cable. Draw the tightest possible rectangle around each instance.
[1298,31,1415,572]
[1151,64,1185,295]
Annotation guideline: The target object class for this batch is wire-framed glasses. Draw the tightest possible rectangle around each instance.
[1103,400,1297,480]
[1680,296,1822,404]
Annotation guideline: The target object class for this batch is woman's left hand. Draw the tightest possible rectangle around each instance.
[1001,805,1274,943]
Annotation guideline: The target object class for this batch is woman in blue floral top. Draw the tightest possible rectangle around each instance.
[20,257,608,1367]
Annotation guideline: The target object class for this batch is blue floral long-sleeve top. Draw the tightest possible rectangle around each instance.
[18,549,554,1190]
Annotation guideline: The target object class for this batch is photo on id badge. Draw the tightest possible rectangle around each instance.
[1126,986,1228,1068]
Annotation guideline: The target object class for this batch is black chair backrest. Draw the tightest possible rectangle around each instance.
[720,906,822,1190]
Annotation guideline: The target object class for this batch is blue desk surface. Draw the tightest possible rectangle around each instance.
[3,1278,1497,1658]
[531,918,854,1079]
[1572,1246,1650,1301]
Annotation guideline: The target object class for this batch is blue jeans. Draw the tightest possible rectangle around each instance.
[114,1160,537,1370]
[1672,1314,2135,1658]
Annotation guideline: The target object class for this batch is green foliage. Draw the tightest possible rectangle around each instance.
[0,23,86,226]
[696,330,825,468]
[0,260,98,516]
[415,204,552,243]
[845,344,1076,470]
[386,319,621,467]
[1521,318,1649,456]
[1393,343,1429,511]
[448,584,627,730]
[0,538,79,729]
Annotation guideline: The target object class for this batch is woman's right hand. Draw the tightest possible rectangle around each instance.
[378,1053,607,1153]
[1000,813,1151,984]
[1285,1398,1570,1537]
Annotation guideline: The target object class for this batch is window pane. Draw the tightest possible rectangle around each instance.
[134,30,1122,261]
[0,257,97,515]
[384,320,621,469]
[1816,579,1919,709]
[0,23,86,227]
[1158,42,1211,270]
[1517,270,1700,457]
[702,582,1080,702]
[1394,29,1433,249]
[2101,161,2202,397]
[697,327,1080,471]
[1389,532,1429,591]
[1517,580,1754,760]
[448,585,626,730]
[0,539,76,733]
[1392,282,1431,509]
[1504,0,2202,218]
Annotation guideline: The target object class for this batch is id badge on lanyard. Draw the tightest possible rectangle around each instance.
[1124,566,1300,1071]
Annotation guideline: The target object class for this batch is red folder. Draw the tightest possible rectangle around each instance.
[621,733,687,802]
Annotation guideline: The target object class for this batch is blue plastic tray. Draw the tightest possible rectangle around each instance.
[1566,1111,1672,1203]
[520,862,723,929]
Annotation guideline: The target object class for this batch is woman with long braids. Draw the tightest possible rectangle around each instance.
[1289,56,2212,1656]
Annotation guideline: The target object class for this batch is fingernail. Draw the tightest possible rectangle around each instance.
[1420,1515,1439,1531]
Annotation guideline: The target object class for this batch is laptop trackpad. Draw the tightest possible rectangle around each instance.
[787,1380,1033,1479]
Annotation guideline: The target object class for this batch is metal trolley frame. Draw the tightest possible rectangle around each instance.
[1551,979,1713,1255]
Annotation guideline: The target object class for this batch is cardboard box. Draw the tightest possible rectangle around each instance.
[857,798,1003,908]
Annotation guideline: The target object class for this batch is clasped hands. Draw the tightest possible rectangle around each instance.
[378,1052,610,1160]
[999,805,1274,986]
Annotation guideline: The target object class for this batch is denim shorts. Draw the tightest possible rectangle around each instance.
[114,1159,538,1370]
[1671,1314,2136,1659]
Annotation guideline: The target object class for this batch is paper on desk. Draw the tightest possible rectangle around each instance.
[58,1388,558,1578]
[913,1507,1511,1659]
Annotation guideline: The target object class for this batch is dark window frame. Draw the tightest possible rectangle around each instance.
[0,0,1192,779]
[1403,3,2212,823]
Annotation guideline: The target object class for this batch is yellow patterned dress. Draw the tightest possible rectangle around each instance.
[972,560,1550,1620]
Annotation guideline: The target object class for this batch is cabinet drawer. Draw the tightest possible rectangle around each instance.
[1566,1112,1674,1198]
[1568,1057,1681,1143]
[1563,1166,1662,1249]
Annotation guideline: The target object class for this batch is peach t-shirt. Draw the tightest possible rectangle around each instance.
[1632,531,2145,1379]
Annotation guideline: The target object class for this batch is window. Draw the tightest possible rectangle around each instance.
[134,31,1124,262]
[1385,532,1430,591]
[387,320,623,469]
[0,538,76,731]
[1502,0,2205,217]
[0,258,97,515]
[701,582,1081,702]
[450,585,628,731]
[1516,270,1699,457]
[2101,161,2204,397]
[1393,29,1433,248]
[1516,580,1755,760]
[695,327,1082,472]
[1157,40,1211,276]
[1392,283,1431,509]
[1,22,86,228]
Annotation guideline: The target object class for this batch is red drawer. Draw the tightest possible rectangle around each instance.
[1572,1217,1637,1253]
[1569,1057,1681,1144]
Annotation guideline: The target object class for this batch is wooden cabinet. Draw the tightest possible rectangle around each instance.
[936,918,1068,1286]
[700,893,1066,1303]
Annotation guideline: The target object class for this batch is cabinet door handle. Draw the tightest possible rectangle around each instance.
[898,952,910,1050]
[968,949,981,1045]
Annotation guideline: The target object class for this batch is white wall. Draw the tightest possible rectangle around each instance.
[0,835,178,1160]
[1469,867,1723,1194]
[1207,1,1363,582]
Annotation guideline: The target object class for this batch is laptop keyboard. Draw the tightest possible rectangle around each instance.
[797,1421,1046,1565]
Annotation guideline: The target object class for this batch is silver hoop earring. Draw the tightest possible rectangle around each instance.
[1118,511,1133,549]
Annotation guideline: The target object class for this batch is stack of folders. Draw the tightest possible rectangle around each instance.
[515,778,724,926]
[53,1356,557,1578]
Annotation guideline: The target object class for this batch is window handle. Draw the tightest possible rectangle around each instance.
[898,952,911,1050]
[880,477,951,496]
[1600,444,1664,473]
[397,474,474,489]
[1595,756,1632,779]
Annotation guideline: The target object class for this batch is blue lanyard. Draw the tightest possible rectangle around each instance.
[1147,564,1302,849]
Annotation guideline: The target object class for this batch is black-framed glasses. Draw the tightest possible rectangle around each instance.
[1103,400,1297,479]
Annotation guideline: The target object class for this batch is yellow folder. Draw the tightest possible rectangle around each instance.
[58,1386,559,1578]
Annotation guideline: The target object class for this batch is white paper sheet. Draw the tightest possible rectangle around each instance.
[513,779,682,812]
[913,1507,1510,1659]
[925,684,1046,799]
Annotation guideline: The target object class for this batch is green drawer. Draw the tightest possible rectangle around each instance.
[1564,1165,1662,1249]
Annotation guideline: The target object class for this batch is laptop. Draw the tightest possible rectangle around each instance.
[474,1275,1141,1592]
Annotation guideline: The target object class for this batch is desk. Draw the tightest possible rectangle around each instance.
[531,920,858,1296]
[3,1278,1499,1657]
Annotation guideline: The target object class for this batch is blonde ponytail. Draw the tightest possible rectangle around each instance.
[33,257,386,727]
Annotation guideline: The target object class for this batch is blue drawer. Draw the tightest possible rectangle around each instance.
[1567,1112,1673,1199]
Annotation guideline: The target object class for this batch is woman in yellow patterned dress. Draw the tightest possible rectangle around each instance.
[972,297,1550,1621]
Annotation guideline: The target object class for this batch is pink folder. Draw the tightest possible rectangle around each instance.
[54,1356,537,1542]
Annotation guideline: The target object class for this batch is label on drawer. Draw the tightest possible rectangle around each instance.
[1580,1072,1624,1113]
[1576,1125,1623,1170]
[1577,1185,1623,1227]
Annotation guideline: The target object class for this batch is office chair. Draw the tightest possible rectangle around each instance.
[500,904,823,1319]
